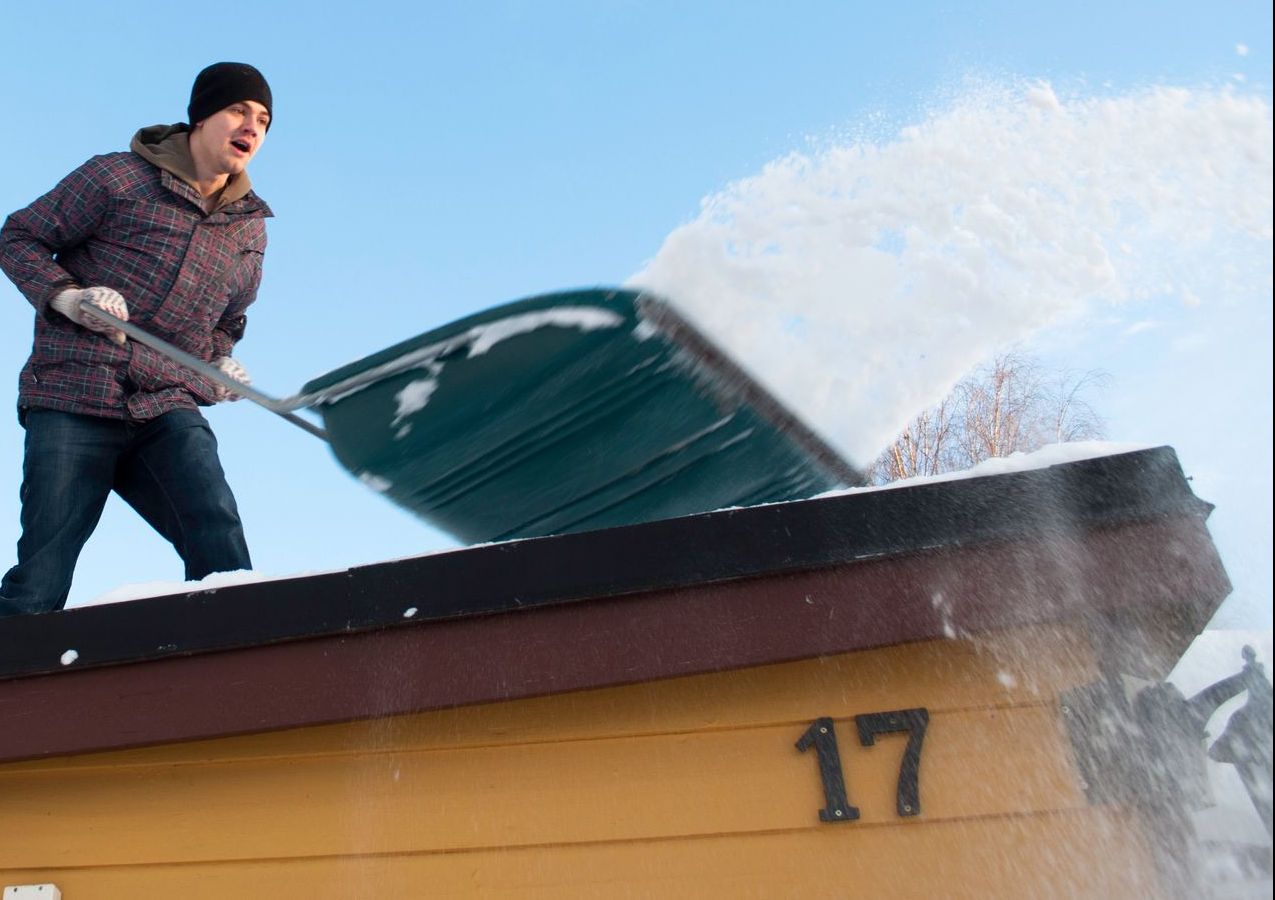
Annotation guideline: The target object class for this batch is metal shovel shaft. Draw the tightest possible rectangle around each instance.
[81,302,329,441]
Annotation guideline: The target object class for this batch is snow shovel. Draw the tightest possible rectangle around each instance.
[87,289,863,543]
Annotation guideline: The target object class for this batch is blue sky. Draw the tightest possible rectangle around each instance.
[0,1,1270,631]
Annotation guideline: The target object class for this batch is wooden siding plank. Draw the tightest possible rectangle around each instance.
[3,624,1098,774]
[0,808,1163,899]
[0,705,1087,870]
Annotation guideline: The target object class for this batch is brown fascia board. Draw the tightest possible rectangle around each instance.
[0,446,1232,763]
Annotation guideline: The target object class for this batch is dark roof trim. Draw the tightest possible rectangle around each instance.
[0,513,1230,764]
[0,446,1211,682]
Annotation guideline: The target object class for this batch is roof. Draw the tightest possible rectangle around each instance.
[0,446,1231,763]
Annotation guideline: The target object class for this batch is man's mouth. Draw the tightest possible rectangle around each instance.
[231,140,252,154]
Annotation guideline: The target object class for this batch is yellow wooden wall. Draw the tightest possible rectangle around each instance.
[0,624,1164,898]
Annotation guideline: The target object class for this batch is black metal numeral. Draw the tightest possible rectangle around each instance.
[795,716,860,823]
[856,708,929,817]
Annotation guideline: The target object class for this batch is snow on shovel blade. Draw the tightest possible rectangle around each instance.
[302,287,864,544]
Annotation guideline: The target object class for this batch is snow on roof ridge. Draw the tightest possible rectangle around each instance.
[814,440,1153,499]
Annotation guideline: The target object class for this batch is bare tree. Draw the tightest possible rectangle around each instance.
[870,351,1109,484]
[875,397,956,483]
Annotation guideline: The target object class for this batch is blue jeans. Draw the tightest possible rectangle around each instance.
[0,408,251,617]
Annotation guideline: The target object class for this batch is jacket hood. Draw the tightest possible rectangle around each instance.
[130,124,256,211]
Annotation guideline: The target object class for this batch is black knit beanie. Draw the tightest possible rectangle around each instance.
[188,62,273,129]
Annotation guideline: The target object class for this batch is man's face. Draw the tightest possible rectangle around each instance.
[191,100,270,176]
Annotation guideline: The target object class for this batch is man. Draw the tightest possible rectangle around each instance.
[0,62,274,617]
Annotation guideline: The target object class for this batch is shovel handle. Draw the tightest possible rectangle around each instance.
[80,302,328,442]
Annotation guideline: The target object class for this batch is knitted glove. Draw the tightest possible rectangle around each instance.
[211,356,251,402]
[50,286,129,345]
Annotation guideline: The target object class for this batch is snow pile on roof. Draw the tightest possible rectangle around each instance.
[816,440,1150,498]
[72,568,307,609]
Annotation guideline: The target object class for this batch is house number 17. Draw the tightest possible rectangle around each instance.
[796,709,929,823]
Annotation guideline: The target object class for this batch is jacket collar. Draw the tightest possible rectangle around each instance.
[130,124,269,216]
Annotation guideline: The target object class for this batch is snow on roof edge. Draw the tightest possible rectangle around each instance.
[72,441,1153,610]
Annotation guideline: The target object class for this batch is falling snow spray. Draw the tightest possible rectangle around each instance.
[630,79,1273,469]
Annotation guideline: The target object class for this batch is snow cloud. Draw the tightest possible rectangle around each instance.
[630,81,1273,466]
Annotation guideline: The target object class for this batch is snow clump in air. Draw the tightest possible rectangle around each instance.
[630,79,1272,467]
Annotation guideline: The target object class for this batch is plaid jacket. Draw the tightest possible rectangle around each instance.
[0,137,271,421]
